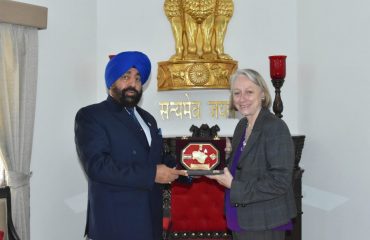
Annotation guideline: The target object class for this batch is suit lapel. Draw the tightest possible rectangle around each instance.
[236,108,269,169]
[238,129,262,162]
[232,119,246,153]
[105,96,150,148]
[136,107,156,140]
[228,119,246,169]
[115,110,149,146]
[136,107,164,161]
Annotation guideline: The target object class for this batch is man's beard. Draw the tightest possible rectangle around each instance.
[112,86,143,107]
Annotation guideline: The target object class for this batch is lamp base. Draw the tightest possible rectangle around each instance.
[271,79,285,118]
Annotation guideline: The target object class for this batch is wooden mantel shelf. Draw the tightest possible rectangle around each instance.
[0,0,48,29]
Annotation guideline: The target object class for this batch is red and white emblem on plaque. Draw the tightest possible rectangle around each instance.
[181,143,220,170]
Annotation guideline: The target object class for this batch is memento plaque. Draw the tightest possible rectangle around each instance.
[178,140,225,175]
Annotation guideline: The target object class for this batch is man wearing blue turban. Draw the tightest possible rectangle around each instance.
[75,51,187,240]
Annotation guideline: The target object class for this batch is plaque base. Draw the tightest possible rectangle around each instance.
[187,169,224,176]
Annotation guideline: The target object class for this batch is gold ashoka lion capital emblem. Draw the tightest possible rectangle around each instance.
[158,0,238,90]
[188,63,210,86]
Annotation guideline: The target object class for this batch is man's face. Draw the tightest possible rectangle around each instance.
[109,68,143,107]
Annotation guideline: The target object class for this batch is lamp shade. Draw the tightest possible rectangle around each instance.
[269,55,287,79]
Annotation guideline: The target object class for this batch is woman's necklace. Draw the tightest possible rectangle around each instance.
[241,123,253,150]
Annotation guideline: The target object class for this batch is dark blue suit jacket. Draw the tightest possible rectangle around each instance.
[75,96,172,240]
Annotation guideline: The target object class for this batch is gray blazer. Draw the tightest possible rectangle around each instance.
[228,108,297,231]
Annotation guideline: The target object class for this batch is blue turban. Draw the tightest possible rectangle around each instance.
[105,51,151,88]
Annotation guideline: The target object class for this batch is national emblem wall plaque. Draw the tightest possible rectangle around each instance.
[158,0,238,90]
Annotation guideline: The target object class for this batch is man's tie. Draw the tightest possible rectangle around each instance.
[126,107,150,146]
[126,107,141,127]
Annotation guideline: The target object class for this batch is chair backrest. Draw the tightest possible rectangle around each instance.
[0,197,7,240]
[171,177,228,233]
[0,187,20,240]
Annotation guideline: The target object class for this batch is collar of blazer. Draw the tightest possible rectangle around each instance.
[105,96,154,147]
[106,95,152,124]
[233,108,272,168]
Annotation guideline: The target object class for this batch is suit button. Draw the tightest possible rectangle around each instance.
[132,150,136,155]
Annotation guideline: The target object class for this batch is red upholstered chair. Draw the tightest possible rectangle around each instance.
[162,135,231,240]
[163,177,231,240]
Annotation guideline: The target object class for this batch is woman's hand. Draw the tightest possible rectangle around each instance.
[206,167,233,189]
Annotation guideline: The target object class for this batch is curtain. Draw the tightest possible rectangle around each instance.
[0,22,38,240]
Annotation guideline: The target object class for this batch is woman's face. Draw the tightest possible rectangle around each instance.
[232,75,264,119]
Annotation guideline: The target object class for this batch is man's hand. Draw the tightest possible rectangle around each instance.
[206,167,233,189]
[155,164,188,184]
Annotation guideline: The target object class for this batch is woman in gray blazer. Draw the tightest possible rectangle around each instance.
[207,69,297,240]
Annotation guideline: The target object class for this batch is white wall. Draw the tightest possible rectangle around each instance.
[23,0,97,239]
[297,1,370,239]
[23,0,370,239]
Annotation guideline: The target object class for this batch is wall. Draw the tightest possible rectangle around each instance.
[21,0,97,239]
[24,0,370,238]
[297,0,370,239]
